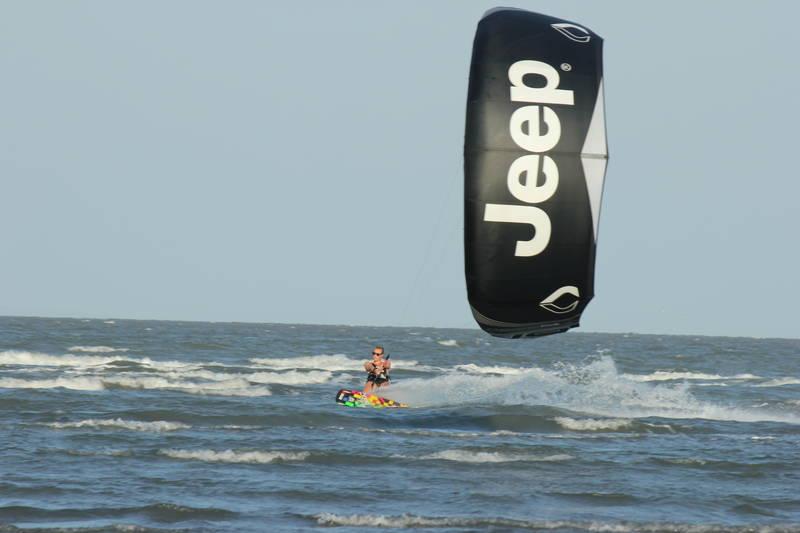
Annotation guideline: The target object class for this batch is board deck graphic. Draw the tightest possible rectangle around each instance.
[335,388,408,409]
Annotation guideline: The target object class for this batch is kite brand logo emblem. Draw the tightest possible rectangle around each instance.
[540,286,580,314]
[483,60,575,257]
[551,23,591,43]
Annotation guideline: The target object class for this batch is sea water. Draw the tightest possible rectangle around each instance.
[1,316,799,532]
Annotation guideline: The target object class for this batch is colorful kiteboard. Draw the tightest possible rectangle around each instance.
[335,389,407,409]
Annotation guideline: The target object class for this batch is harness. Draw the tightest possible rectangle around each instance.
[367,362,390,382]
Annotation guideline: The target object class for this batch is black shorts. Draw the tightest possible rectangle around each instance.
[366,374,390,386]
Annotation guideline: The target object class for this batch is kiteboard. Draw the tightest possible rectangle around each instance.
[335,389,407,409]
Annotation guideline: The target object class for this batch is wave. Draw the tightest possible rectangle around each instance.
[48,418,189,432]
[159,448,308,464]
[624,371,762,382]
[151,368,334,387]
[103,376,271,397]
[555,417,633,431]
[310,513,800,532]
[360,427,517,439]
[651,456,789,474]
[437,339,459,347]
[65,448,132,457]
[68,346,130,353]
[0,502,235,522]
[247,370,333,385]
[0,375,271,397]
[0,376,105,391]
[757,378,800,387]
[413,449,573,463]
[455,363,528,375]
[250,353,424,371]
[0,350,204,372]
[384,356,800,425]
[0,350,125,367]
[250,354,362,371]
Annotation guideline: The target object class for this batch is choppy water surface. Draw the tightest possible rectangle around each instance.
[1,317,799,532]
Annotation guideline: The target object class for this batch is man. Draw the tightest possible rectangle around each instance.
[363,345,391,394]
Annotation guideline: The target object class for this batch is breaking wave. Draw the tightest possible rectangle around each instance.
[250,353,423,371]
[414,449,573,463]
[386,356,800,425]
[0,350,125,367]
[758,378,800,387]
[160,449,308,464]
[68,346,130,353]
[0,375,271,396]
[250,353,361,371]
[555,417,633,431]
[247,370,332,385]
[624,371,761,382]
[455,363,527,375]
[48,418,189,432]
[311,513,800,531]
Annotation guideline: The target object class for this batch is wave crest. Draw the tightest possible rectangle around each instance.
[160,449,308,464]
[386,356,800,425]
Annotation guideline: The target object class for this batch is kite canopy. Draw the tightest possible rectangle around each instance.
[464,9,608,338]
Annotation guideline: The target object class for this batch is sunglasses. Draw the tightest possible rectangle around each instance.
[372,352,384,356]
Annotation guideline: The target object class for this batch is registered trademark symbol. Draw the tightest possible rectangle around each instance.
[561,63,572,72]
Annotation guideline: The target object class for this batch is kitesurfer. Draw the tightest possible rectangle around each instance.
[364,346,391,393]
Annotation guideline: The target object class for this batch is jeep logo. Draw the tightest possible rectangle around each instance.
[483,60,575,257]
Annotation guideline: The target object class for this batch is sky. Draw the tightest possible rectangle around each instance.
[2,1,799,339]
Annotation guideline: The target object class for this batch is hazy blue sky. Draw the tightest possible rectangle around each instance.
[2,1,799,339]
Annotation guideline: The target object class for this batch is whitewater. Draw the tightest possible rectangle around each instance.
[1,316,799,532]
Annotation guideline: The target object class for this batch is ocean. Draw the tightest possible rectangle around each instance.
[0,316,799,532]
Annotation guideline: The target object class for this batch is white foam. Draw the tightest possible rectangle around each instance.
[152,367,334,386]
[362,428,483,438]
[247,370,332,385]
[437,339,459,347]
[250,354,362,371]
[757,377,800,387]
[0,375,271,396]
[0,350,205,373]
[160,449,308,464]
[0,376,105,391]
[411,449,572,463]
[385,356,800,425]
[0,350,124,367]
[313,513,800,531]
[312,514,583,530]
[555,417,633,431]
[250,353,422,371]
[103,320,116,324]
[624,371,761,382]
[48,418,189,432]
[136,357,205,371]
[455,363,528,375]
[104,376,271,397]
[68,346,130,353]
[67,448,131,457]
